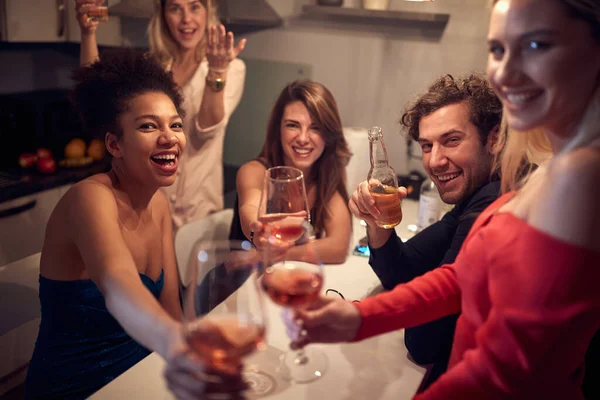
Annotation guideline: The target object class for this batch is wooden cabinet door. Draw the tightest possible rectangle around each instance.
[0,185,70,266]
[4,0,67,42]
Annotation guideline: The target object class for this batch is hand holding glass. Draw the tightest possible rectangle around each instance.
[182,240,269,390]
[85,0,108,22]
[257,166,327,383]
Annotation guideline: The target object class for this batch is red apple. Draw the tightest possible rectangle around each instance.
[36,148,53,160]
[36,157,56,174]
[18,153,37,168]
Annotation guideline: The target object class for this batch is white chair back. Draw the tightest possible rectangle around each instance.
[174,209,234,288]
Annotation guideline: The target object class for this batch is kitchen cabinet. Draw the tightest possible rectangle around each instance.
[0,184,71,267]
[300,5,449,30]
[2,0,121,46]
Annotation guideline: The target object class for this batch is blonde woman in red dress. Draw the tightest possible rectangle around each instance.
[284,1,600,398]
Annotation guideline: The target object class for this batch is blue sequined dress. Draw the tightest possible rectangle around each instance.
[25,271,164,399]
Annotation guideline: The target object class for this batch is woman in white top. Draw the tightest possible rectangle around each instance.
[76,0,246,229]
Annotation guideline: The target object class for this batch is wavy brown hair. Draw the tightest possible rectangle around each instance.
[148,0,220,68]
[258,80,352,238]
[400,73,502,145]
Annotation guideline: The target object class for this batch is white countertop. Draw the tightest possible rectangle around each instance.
[91,200,424,400]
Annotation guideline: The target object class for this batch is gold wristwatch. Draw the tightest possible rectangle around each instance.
[205,75,226,92]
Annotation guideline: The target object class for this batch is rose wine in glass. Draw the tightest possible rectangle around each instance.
[87,6,108,22]
[259,213,307,244]
[261,261,323,308]
[257,166,327,383]
[182,240,272,392]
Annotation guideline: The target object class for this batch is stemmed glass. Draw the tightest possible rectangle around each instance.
[182,240,272,395]
[257,166,327,383]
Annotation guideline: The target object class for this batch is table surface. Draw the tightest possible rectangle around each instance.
[91,200,425,400]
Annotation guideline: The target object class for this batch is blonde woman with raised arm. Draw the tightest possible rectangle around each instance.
[75,0,246,229]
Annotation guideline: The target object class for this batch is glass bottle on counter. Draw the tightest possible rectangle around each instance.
[367,126,402,229]
[417,178,442,232]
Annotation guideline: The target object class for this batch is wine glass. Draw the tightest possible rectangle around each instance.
[182,240,273,395]
[257,166,327,383]
[257,166,312,243]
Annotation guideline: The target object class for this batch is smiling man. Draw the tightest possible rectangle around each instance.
[349,73,503,389]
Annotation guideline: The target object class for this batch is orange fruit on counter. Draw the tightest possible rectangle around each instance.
[65,138,87,159]
[87,138,106,161]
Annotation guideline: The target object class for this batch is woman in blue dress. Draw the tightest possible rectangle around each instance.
[25,50,245,399]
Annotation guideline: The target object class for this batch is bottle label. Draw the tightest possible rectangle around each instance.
[417,194,442,232]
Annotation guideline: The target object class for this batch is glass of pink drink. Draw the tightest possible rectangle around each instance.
[257,166,327,383]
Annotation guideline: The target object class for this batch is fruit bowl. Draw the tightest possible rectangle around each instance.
[59,156,94,168]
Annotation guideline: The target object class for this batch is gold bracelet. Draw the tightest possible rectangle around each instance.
[208,66,228,74]
[205,76,226,92]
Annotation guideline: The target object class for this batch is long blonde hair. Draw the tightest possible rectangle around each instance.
[492,0,600,193]
[495,119,552,194]
[147,0,220,68]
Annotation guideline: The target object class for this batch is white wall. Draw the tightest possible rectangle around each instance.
[240,0,492,175]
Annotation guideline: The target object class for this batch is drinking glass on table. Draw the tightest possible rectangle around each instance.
[257,166,327,383]
[182,240,272,395]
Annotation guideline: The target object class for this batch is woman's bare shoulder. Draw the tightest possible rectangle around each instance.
[69,174,114,198]
[59,174,117,215]
[531,147,600,250]
[550,147,600,198]
[236,160,267,184]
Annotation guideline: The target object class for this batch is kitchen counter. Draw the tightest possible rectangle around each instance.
[0,161,111,204]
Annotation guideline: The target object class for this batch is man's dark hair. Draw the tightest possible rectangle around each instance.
[400,73,502,144]
[70,49,184,139]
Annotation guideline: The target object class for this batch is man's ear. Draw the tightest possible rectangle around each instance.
[486,124,502,155]
[105,132,122,158]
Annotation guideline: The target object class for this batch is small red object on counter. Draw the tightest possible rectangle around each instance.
[18,153,38,168]
[36,157,56,174]
[36,148,53,160]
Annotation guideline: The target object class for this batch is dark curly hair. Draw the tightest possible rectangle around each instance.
[70,49,184,140]
[400,73,502,145]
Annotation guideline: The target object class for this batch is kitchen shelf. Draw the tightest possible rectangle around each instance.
[301,5,449,28]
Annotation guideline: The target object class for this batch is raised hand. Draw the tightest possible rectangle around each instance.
[349,180,407,227]
[74,0,104,35]
[206,24,247,72]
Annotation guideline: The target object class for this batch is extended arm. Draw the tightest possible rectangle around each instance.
[75,0,101,66]
[196,27,246,132]
[157,191,183,321]
[416,151,600,399]
[68,182,182,359]
[237,162,351,264]
[355,264,462,341]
